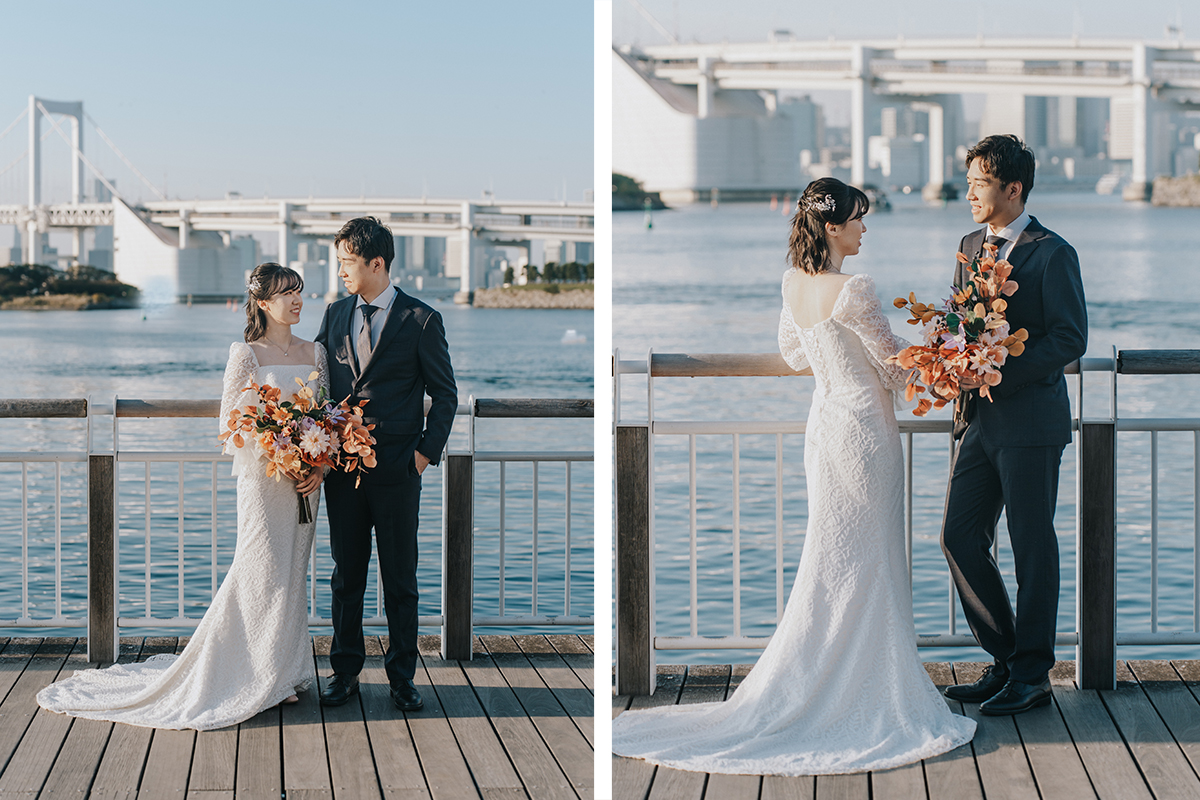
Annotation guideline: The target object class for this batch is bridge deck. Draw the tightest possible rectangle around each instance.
[0,633,594,800]
[613,659,1200,800]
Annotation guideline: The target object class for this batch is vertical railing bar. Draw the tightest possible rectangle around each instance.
[499,461,506,617]
[210,461,218,601]
[309,535,317,620]
[775,433,784,624]
[1195,430,1200,632]
[905,432,914,580]
[532,460,539,616]
[377,557,383,618]
[733,433,741,639]
[55,461,62,617]
[145,462,151,617]
[21,462,28,619]
[949,433,957,636]
[178,461,184,619]
[565,461,572,617]
[1151,430,1158,633]
[689,434,698,637]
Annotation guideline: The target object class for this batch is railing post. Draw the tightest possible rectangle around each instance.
[87,454,116,663]
[1078,420,1116,690]
[616,423,654,695]
[442,453,474,660]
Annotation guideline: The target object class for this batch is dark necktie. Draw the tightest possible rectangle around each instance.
[984,234,1006,258]
[357,305,377,372]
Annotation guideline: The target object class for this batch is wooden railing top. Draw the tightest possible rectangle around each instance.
[615,350,1200,378]
[0,397,593,420]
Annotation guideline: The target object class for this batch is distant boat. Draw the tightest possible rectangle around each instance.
[561,329,587,345]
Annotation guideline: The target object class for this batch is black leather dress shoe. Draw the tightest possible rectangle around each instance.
[319,673,360,706]
[979,678,1053,716]
[944,664,1009,702]
[391,679,423,711]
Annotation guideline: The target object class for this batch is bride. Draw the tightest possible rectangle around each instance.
[611,178,976,775]
[37,262,327,730]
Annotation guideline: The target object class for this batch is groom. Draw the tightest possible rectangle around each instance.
[940,135,1087,716]
[315,216,457,710]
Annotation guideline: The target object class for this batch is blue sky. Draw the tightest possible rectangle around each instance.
[0,1,593,206]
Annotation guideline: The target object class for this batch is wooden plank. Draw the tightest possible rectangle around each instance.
[234,705,282,800]
[115,398,219,417]
[869,762,926,800]
[358,636,431,800]
[612,664,684,800]
[1053,675,1153,800]
[1079,422,1116,690]
[188,725,237,793]
[0,398,87,418]
[650,353,797,377]
[475,398,593,418]
[443,454,474,661]
[953,661,1039,800]
[481,636,591,797]
[413,634,511,799]
[761,774,818,800]
[1012,661,1097,800]
[616,424,652,696]
[1127,661,1200,785]
[314,642,383,800]
[922,663,982,800]
[1117,349,1200,374]
[0,638,90,797]
[88,453,117,663]
[513,635,593,742]
[814,773,868,800]
[0,638,76,778]
[705,773,762,799]
[135,638,196,800]
[645,666,729,800]
[1100,661,1200,799]
[547,635,592,692]
[89,639,160,800]
[461,642,574,799]
[281,637,333,800]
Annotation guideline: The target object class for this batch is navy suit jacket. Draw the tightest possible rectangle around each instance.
[955,216,1087,447]
[315,289,457,482]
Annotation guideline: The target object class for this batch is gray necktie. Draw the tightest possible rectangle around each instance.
[357,305,377,372]
[984,234,1006,258]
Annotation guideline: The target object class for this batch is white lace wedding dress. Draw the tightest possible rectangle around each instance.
[36,341,328,730]
[611,272,976,775]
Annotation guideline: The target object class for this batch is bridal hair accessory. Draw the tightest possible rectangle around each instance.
[801,194,836,214]
[247,278,262,295]
[887,241,1029,415]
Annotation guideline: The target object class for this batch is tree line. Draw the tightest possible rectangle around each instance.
[502,261,594,286]
[0,264,139,301]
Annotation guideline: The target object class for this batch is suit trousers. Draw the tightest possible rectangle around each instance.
[324,467,422,685]
[940,423,1065,684]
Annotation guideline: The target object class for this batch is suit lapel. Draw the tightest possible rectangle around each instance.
[959,229,985,287]
[1003,217,1047,280]
[339,298,361,382]
[356,290,415,382]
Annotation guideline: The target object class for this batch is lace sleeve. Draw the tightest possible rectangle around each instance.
[777,270,810,373]
[832,274,912,392]
[219,343,259,471]
[314,341,330,402]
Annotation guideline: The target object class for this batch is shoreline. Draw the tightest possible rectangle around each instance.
[472,286,593,309]
[0,294,140,311]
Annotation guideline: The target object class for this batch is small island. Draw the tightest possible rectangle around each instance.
[473,261,593,309]
[0,264,140,310]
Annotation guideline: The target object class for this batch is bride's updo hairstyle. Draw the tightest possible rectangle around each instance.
[787,178,870,274]
[244,261,304,342]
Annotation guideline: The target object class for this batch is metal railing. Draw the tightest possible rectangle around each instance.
[613,348,1200,694]
[0,396,593,663]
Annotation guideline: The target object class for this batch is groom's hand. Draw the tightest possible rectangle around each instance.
[414,451,430,475]
[295,470,323,496]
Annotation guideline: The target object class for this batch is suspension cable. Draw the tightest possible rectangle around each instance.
[0,149,27,179]
[0,108,28,143]
[84,112,166,200]
[36,101,123,202]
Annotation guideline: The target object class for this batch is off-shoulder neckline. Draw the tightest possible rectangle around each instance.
[234,339,322,370]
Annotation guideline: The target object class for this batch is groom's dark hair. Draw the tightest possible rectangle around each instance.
[335,216,395,272]
[966,134,1035,204]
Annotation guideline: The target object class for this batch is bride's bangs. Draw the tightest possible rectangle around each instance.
[267,268,304,297]
[849,188,870,220]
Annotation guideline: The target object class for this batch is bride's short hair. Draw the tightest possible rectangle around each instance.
[788,178,869,275]
[244,262,303,342]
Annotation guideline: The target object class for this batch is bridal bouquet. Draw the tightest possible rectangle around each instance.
[887,242,1030,416]
[219,374,378,522]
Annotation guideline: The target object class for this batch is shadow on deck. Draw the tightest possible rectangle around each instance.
[0,633,594,799]
[613,659,1200,799]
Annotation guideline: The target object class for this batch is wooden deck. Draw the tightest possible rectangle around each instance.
[613,659,1200,799]
[0,633,594,799]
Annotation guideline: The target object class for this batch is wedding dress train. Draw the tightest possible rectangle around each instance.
[36,342,328,730]
[611,272,976,775]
